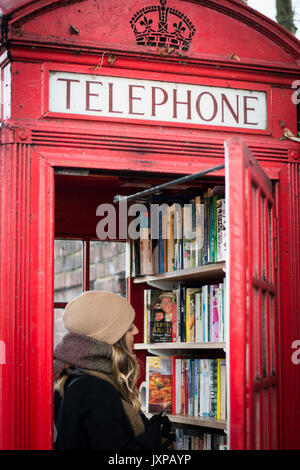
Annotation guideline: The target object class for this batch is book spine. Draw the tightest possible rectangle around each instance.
[209,359,217,418]
[213,196,218,263]
[194,359,198,417]
[191,198,196,268]
[195,196,201,267]
[145,356,150,413]
[168,205,175,272]
[195,292,201,343]
[181,359,185,415]
[144,289,148,344]
[216,358,221,420]
[203,193,208,265]
[180,286,186,342]
[208,194,214,263]
[220,360,227,420]
[171,356,176,415]
[186,289,191,343]
[175,358,182,415]
[172,289,177,343]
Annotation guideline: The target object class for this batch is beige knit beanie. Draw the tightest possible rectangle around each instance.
[63,291,135,345]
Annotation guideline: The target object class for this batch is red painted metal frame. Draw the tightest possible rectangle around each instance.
[0,0,299,452]
[226,137,278,450]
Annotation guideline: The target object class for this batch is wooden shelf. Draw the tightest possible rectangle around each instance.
[134,342,226,351]
[144,412,227,430]
[132,262,225,289]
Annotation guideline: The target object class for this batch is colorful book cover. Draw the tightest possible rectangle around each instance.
[200,359,210,417]
[146,356,172,414]
[220,359,227,420]
[216,198,225,261]
[183,204,192,269]
[195,195,204,267]
[148,290,175,343]
[186,287,201,343]
[202,285,208,342]
[167,204,175,272]
[188,359,193,416]
[216,358,222,419]
[143,289,149,343]
[174,357,182,415]
[175,287,181,343]
[203,193,209,265]
[210,284,220,342]
[194,359,199,417]
[180,286,186,342]
[195,291,202,343]
[208,192,214,263]
[213,195,219,262]
[209,360,217,418]
[190,198,196,268]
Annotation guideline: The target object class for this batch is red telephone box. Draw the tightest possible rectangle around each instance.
[0,0,299,450]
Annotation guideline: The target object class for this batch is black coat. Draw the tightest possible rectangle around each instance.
[54,374,162,450]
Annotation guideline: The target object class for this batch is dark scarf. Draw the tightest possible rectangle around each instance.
[54,332,145,437]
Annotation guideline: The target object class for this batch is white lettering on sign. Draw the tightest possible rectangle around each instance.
[49,71,267,130]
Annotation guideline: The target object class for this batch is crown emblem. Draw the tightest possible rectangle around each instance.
[130,0,196,52]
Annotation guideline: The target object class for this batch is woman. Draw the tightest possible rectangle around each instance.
[54,290,171,450]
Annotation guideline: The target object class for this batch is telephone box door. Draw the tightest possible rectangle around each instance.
[226,138,278,450]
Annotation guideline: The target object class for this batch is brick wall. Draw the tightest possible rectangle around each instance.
[54,239,126,347]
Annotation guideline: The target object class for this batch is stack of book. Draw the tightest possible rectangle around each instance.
[132,186,226,276]
[145,356,227,421]
[175,429,227,450]
[171,357,227,420]
[143,283,226,343]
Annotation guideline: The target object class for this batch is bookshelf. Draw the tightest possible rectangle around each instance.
[128,184,228,447]
[133,261,227,434]
[133,262,225,289]
[144,413,227,431]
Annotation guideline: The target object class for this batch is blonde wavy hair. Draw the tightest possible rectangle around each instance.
[111,334,141,412]
[55,333,141,412]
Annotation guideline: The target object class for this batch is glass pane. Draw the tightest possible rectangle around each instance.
[261,291,267,378]
[268,202,274,285]
[251,183,258,277]
[255,392,261,450]
[260,193,266,281]
[271,386,277,450]
[54,239,83,302]
[264,388,269,449]
[269,294,275,375]
[89,241,126,298]
[253,286,260,379]
[54,308,68,348]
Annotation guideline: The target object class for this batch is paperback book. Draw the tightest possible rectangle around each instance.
[146,356,172,414]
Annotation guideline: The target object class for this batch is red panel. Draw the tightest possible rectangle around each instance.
[0,144,54,449]
[4,0,298,65]
[226,137,278,450]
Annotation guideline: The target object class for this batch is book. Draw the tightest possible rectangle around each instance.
[140,206,153,275]
[145,289,177,343]
[167,204,175,272]
[131,186,226,276]
[220,359,227,420]
[186,287,201,343]
[146,356,172,414]
[210,284,220,342]
[209,359,217,418]
[217,198,226,261]
[199,359,210,417]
